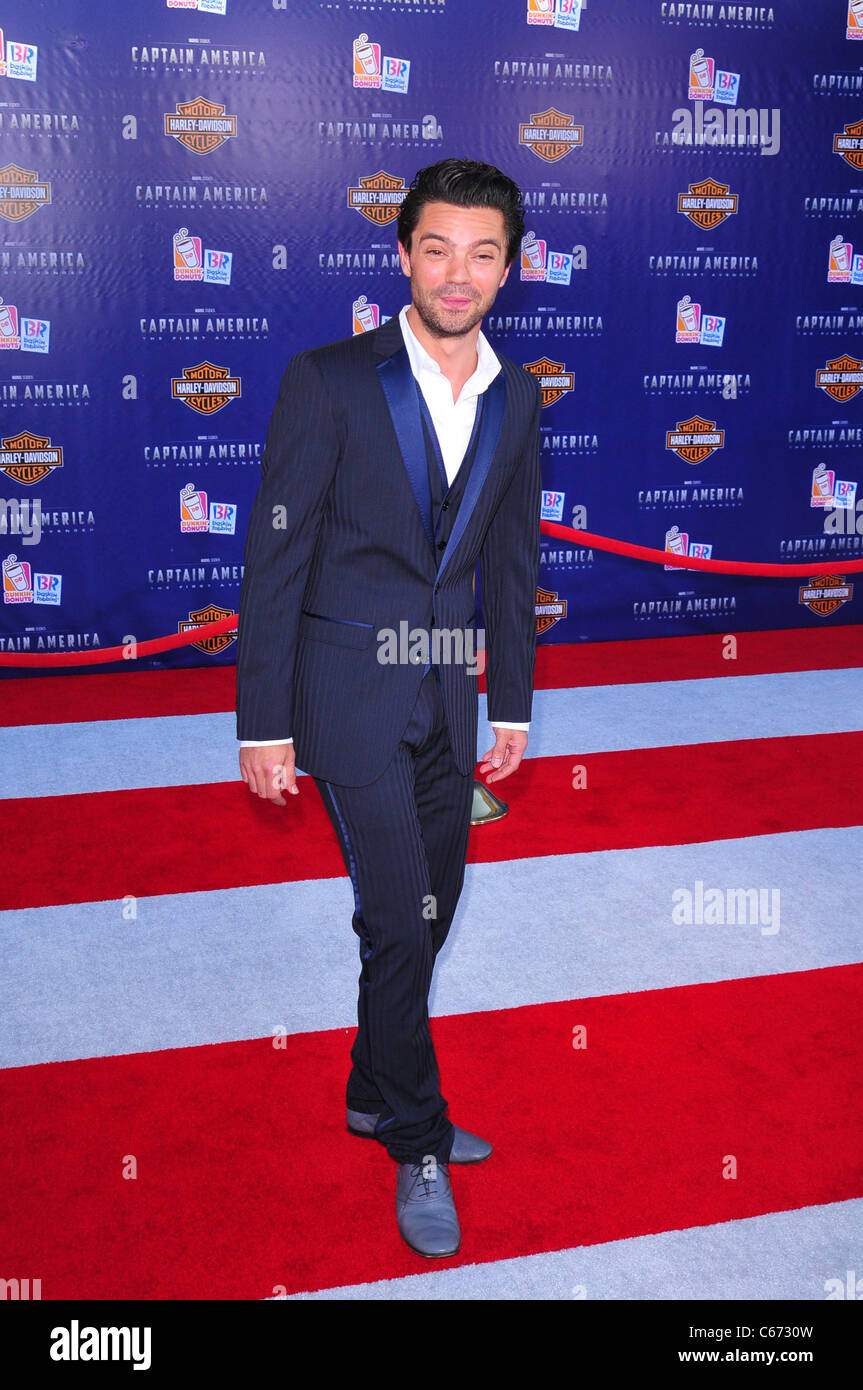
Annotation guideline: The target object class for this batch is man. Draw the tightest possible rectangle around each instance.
[235,159,542,1258]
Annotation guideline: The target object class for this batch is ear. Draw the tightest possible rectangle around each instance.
[498,261,512,288]
[397,240,412,279]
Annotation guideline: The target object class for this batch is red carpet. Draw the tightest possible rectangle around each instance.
[1,965,860,1299]
[4,625,861,726]
[5,730,863,911]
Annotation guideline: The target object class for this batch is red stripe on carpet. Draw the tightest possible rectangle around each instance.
[1,965,860,1299]
[3,626,860,726]
[4,731,862,910]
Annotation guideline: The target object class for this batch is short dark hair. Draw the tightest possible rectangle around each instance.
[397,159,525,266]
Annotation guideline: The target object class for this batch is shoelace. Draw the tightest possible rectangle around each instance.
[408,1162,443,1200]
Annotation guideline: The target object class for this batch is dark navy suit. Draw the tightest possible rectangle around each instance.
[236,314,541,1162]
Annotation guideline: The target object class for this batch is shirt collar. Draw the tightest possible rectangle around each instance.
[399,304,501,402]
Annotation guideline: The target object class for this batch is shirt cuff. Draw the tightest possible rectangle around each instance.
[490,721,530,732]
[238,738,293,746]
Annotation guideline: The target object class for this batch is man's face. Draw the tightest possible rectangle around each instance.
[398,201,511,338]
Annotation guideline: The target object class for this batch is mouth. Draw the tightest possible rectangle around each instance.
[438,295,476,310]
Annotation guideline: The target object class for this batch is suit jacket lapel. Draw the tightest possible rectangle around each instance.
[375,336,435,554]
[435,369,506,585]
[372,317,508,581]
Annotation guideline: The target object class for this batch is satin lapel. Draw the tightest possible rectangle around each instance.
[375,347,435,554]
[436,370,507,585]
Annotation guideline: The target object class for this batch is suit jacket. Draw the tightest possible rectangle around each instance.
[235,313,542,786]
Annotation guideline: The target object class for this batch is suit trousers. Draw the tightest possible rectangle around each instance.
[312,665,474,1164]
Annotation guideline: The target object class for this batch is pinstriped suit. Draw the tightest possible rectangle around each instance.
[236,314,541,1162]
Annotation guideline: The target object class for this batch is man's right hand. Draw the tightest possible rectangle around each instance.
[239,744,297,806]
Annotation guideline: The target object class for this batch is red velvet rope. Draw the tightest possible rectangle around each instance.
[1,522,860,667]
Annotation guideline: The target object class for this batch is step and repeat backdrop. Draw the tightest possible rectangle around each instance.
[1,0,861,672]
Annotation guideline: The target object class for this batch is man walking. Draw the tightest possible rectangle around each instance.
[236,159,542,1257]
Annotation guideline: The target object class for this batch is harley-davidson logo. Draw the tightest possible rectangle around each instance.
[0,429,62,486]
[171,361,241,415]
[677,177,738,230]
[0,163,52,223]
[798,575,853,617]
[833,118,863,170]
[178,603,237,654]
[347,170,408,225]
[815,353,863,402]
[518,108,583,163]
[164,97,238,156]
[523,356,575,407]
[665,415,725,464]
[535,586,567,635]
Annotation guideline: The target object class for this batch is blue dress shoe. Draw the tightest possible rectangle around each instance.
[396,1160,460,1258]
[346,1107,492,1163]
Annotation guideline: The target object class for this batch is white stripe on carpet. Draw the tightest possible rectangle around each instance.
[4,667,861,798]
[2,826,860,1068]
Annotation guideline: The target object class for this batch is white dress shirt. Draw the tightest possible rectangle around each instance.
[239,305,530,746]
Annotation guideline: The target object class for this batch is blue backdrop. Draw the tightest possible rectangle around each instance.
[1,0,861,673]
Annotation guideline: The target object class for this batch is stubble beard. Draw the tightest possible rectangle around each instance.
[410,281,494,339]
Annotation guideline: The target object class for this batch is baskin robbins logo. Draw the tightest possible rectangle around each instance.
[0,429,62,485]
[848,1,863,42]
[179,484,237,534]
[0,163,51,222]
[178,603,236,654]
[526,0,583,30]
[171,362,241,414]
[0,30,38,82]
[541,489,565,522]
[677,177,739,229]
[834,118,863,169]
[352,296,391,333]
[164,97,237,156]
[519,231,584,284]
[347,171,408,225]
[675,295,726,346]
[352,35,410,94]
[799,575,854,616]
[828,233,863,284]
[3,554,61,605]
[666,415,725,465]
[523,356,575,407]
[810,463,857,512]
[172,228,232,285]
[816,354,863,402]
[663,523,712,571]
[519,108,583,162]
[0,300,50,353]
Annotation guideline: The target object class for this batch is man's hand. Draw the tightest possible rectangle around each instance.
[239,743,297,806]
[478,728,528,784]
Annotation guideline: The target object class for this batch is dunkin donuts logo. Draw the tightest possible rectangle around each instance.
[524,356,575,407]
[0,163,51,222]
[827,233,863,284]
[535,586,567,634]
[164,97,237,156]
[347,170,408,225]
[0,429,62,485]
[519,108,583,162]
[677,177,738,230]
[666,416,725,465]
[178,603,237,653]
[798,575,853,616]
[849,0,863,41]
[171,361,241,414]
[815,354,863,402]
[834,118,863,169]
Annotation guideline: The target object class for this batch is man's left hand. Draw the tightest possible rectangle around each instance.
[478,728,528,784]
